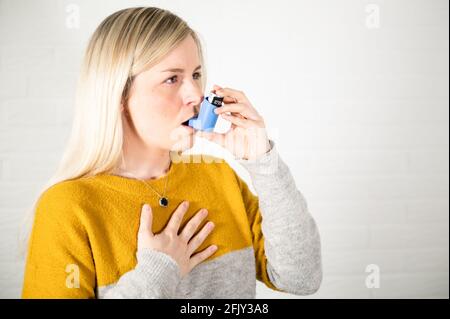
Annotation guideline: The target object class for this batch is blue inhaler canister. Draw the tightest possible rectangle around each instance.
[188,92,224,132]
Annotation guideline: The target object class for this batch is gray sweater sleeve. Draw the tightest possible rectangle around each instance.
[100,249,181,299]
[237,140,323,295]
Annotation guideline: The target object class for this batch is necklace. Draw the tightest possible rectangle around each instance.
[142,175,170,207]
[115,164,171,208]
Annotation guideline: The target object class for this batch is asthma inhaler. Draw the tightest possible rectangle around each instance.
[187,92,224,132]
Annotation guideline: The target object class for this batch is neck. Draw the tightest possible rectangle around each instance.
[115,138,171,181]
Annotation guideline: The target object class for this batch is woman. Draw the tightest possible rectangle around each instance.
[22,7,322,298]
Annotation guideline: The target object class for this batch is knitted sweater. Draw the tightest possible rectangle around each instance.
[22,141,322,298]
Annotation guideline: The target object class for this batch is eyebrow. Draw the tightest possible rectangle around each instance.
[161,65,202,73]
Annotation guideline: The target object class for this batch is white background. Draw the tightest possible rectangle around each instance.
[0,0,448,298]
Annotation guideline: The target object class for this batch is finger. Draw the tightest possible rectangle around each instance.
[214,104,261,121]
[221,96,239,104]
[212,85,233,102]
[138,204,154,237]
[231,112,246,120]
[165,201,189,234]
[215,104,244,114]
[219,113,253,128]
[180,209,208,242]
[187,221,215,254]
[213,87,247,104]
[190,244,218,267]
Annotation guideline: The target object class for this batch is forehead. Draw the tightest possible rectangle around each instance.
[153,35,201,70]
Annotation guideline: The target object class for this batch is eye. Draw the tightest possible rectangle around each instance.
[164,72,202,85]
[165,75,178,85]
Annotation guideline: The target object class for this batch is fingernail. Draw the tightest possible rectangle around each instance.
[143,204,150,211]
[211,245,218,250]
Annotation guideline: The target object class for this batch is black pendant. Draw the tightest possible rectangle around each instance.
[159,197,169,207]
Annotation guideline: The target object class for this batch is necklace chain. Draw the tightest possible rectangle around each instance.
[141,173,169,198]
[115,163,171,207]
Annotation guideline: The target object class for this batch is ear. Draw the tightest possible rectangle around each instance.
[120,101,127,113]
[121,103,132,121]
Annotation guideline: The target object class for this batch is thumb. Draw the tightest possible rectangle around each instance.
[139,204,154,236]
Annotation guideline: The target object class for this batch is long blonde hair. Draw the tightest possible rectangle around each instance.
[19,7,207,256]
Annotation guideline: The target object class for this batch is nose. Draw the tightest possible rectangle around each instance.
[183,80,204,111]
[189,92,204,111]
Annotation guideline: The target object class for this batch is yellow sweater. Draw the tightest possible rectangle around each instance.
[22,143,322,298]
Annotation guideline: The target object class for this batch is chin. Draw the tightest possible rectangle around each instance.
[169,136,195,153]
[168,124,196,153]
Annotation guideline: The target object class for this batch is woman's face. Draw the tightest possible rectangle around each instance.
[123,35,204,152]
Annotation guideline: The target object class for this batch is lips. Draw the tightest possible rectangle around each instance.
[181,113,198,127]
[181,102,201,127]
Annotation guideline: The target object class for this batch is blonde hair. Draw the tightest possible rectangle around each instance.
[19,7,207,256]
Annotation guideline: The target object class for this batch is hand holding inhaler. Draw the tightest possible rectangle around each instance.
[192,84,272,160]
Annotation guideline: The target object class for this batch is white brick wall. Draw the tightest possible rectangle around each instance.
[0,0,448,298]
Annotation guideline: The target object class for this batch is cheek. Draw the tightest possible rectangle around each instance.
[150,97,178,126]
[129,93,177,135]
[149,90,182,122]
